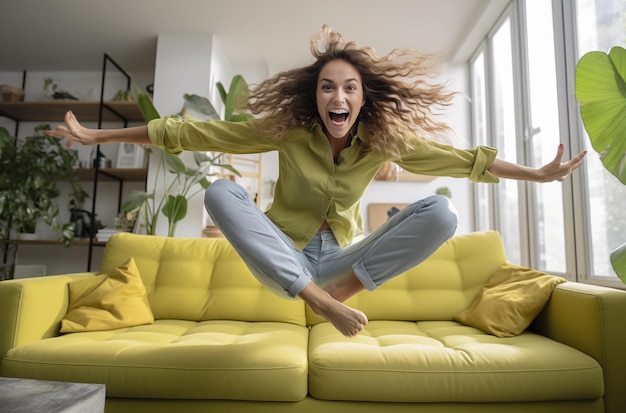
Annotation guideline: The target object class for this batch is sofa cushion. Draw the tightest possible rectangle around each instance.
[307,231,507,324]
[454,263,566,337]
[308,320,603,403]
[100,233,306,326]
[2,320,309,401]
[61,257,154,333]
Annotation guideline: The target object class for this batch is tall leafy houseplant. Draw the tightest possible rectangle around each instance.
[575,45,626,282]
[123,75,250,237]
[0,124,88,279]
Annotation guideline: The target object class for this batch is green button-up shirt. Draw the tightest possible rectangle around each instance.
[148,117,498,250]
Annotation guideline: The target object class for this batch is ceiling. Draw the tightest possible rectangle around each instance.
[0,0,509,79]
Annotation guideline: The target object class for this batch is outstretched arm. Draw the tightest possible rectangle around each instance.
[44,111,151,148]
[488,144,586,182]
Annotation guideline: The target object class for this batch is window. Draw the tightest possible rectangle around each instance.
[470,51,491,232]
[469,0,626,285]
[490,16,522,265]
[523,0,567,273]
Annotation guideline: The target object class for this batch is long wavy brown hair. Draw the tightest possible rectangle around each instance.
[247,25,457,156]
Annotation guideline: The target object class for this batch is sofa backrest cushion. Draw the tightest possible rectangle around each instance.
[100,233,306,326]
[307,231,507,324]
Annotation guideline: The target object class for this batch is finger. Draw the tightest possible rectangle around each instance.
[43,126,68,139]
[564,150,587,171]
[573,149,587,163]
[552,143,565,164]
[64,110,75,126]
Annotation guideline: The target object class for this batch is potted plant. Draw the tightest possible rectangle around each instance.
[0,124,89,279]
[575,45,626,282]
[44,78,78,100]
[122,75,249,237]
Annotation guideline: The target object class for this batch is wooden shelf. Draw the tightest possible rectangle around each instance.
[73,167,148,182]
[7,238,107,246]
[0,101,144,122]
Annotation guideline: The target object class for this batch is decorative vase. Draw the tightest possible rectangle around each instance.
[17,232,39,241]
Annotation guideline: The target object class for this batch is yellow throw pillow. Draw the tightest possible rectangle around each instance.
[61,257,154,333]
[454,263,566,337]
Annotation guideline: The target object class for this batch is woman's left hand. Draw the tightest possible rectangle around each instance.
[536,144,587,182]
[488,144,587,182]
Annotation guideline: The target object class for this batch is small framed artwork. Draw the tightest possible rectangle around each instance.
[367,203,409,233]
[116,143,145,168]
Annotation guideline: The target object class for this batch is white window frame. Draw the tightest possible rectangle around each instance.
[469,0,625,289]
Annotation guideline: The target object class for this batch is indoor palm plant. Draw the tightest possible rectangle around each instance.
[0,124,89,279]
[575,45,626,282]
[122,75,250,237]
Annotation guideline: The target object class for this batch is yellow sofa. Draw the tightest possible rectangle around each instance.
[1,231,624,413]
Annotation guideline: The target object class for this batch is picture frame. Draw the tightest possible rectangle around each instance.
[116,143,145,169]
[367,203,409,233]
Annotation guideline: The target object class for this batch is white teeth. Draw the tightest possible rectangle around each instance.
[330,109,348,114]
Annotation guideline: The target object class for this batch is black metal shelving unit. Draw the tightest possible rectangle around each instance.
[0,54,147,272]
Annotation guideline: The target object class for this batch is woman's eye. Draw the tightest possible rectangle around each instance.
[321,85,333,91]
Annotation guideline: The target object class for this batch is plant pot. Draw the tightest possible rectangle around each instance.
[17,232,39,241]
[0,263,15,281]
[0,84,25,102]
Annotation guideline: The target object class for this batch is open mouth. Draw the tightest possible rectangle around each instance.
[329,109,349,126]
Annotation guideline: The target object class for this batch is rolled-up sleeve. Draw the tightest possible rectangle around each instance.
[395,141,500,183]
[148,117,183,154]
[468,146,499,183]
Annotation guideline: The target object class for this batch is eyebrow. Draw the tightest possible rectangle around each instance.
[319,78,360,84]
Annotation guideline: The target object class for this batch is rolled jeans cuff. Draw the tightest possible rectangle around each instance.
[353,261,377,292]
[287,272,314,298]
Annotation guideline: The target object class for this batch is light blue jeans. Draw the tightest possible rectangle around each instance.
[204,179,458,299]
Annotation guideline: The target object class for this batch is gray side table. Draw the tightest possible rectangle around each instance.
[0,377,105,413]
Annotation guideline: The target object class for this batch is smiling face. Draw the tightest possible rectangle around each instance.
[316,59,366,140]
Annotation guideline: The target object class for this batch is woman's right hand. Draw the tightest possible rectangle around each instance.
[44,110,100,148]
[45,110,152,147]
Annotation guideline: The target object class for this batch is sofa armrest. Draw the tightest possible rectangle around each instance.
[0,273,94,360]
[531,281,626,413]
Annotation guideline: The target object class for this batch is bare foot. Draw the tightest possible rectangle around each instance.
[316,300,368,337]
[299,283,368,337]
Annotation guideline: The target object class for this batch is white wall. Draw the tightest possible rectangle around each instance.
[149,34,217,238]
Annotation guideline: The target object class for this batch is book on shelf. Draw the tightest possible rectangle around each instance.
[95,228,126,242]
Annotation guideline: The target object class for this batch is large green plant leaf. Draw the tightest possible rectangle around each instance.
[163,151,186,174]
[576,46,626,184]
[162,195,187,237]
[133,84,161,122]
[223,75,250,121]
[611,242,626,282]
[162,195,187,224]
[121,191,154,212]
[180,94,220,121]
[216,82,227,106]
